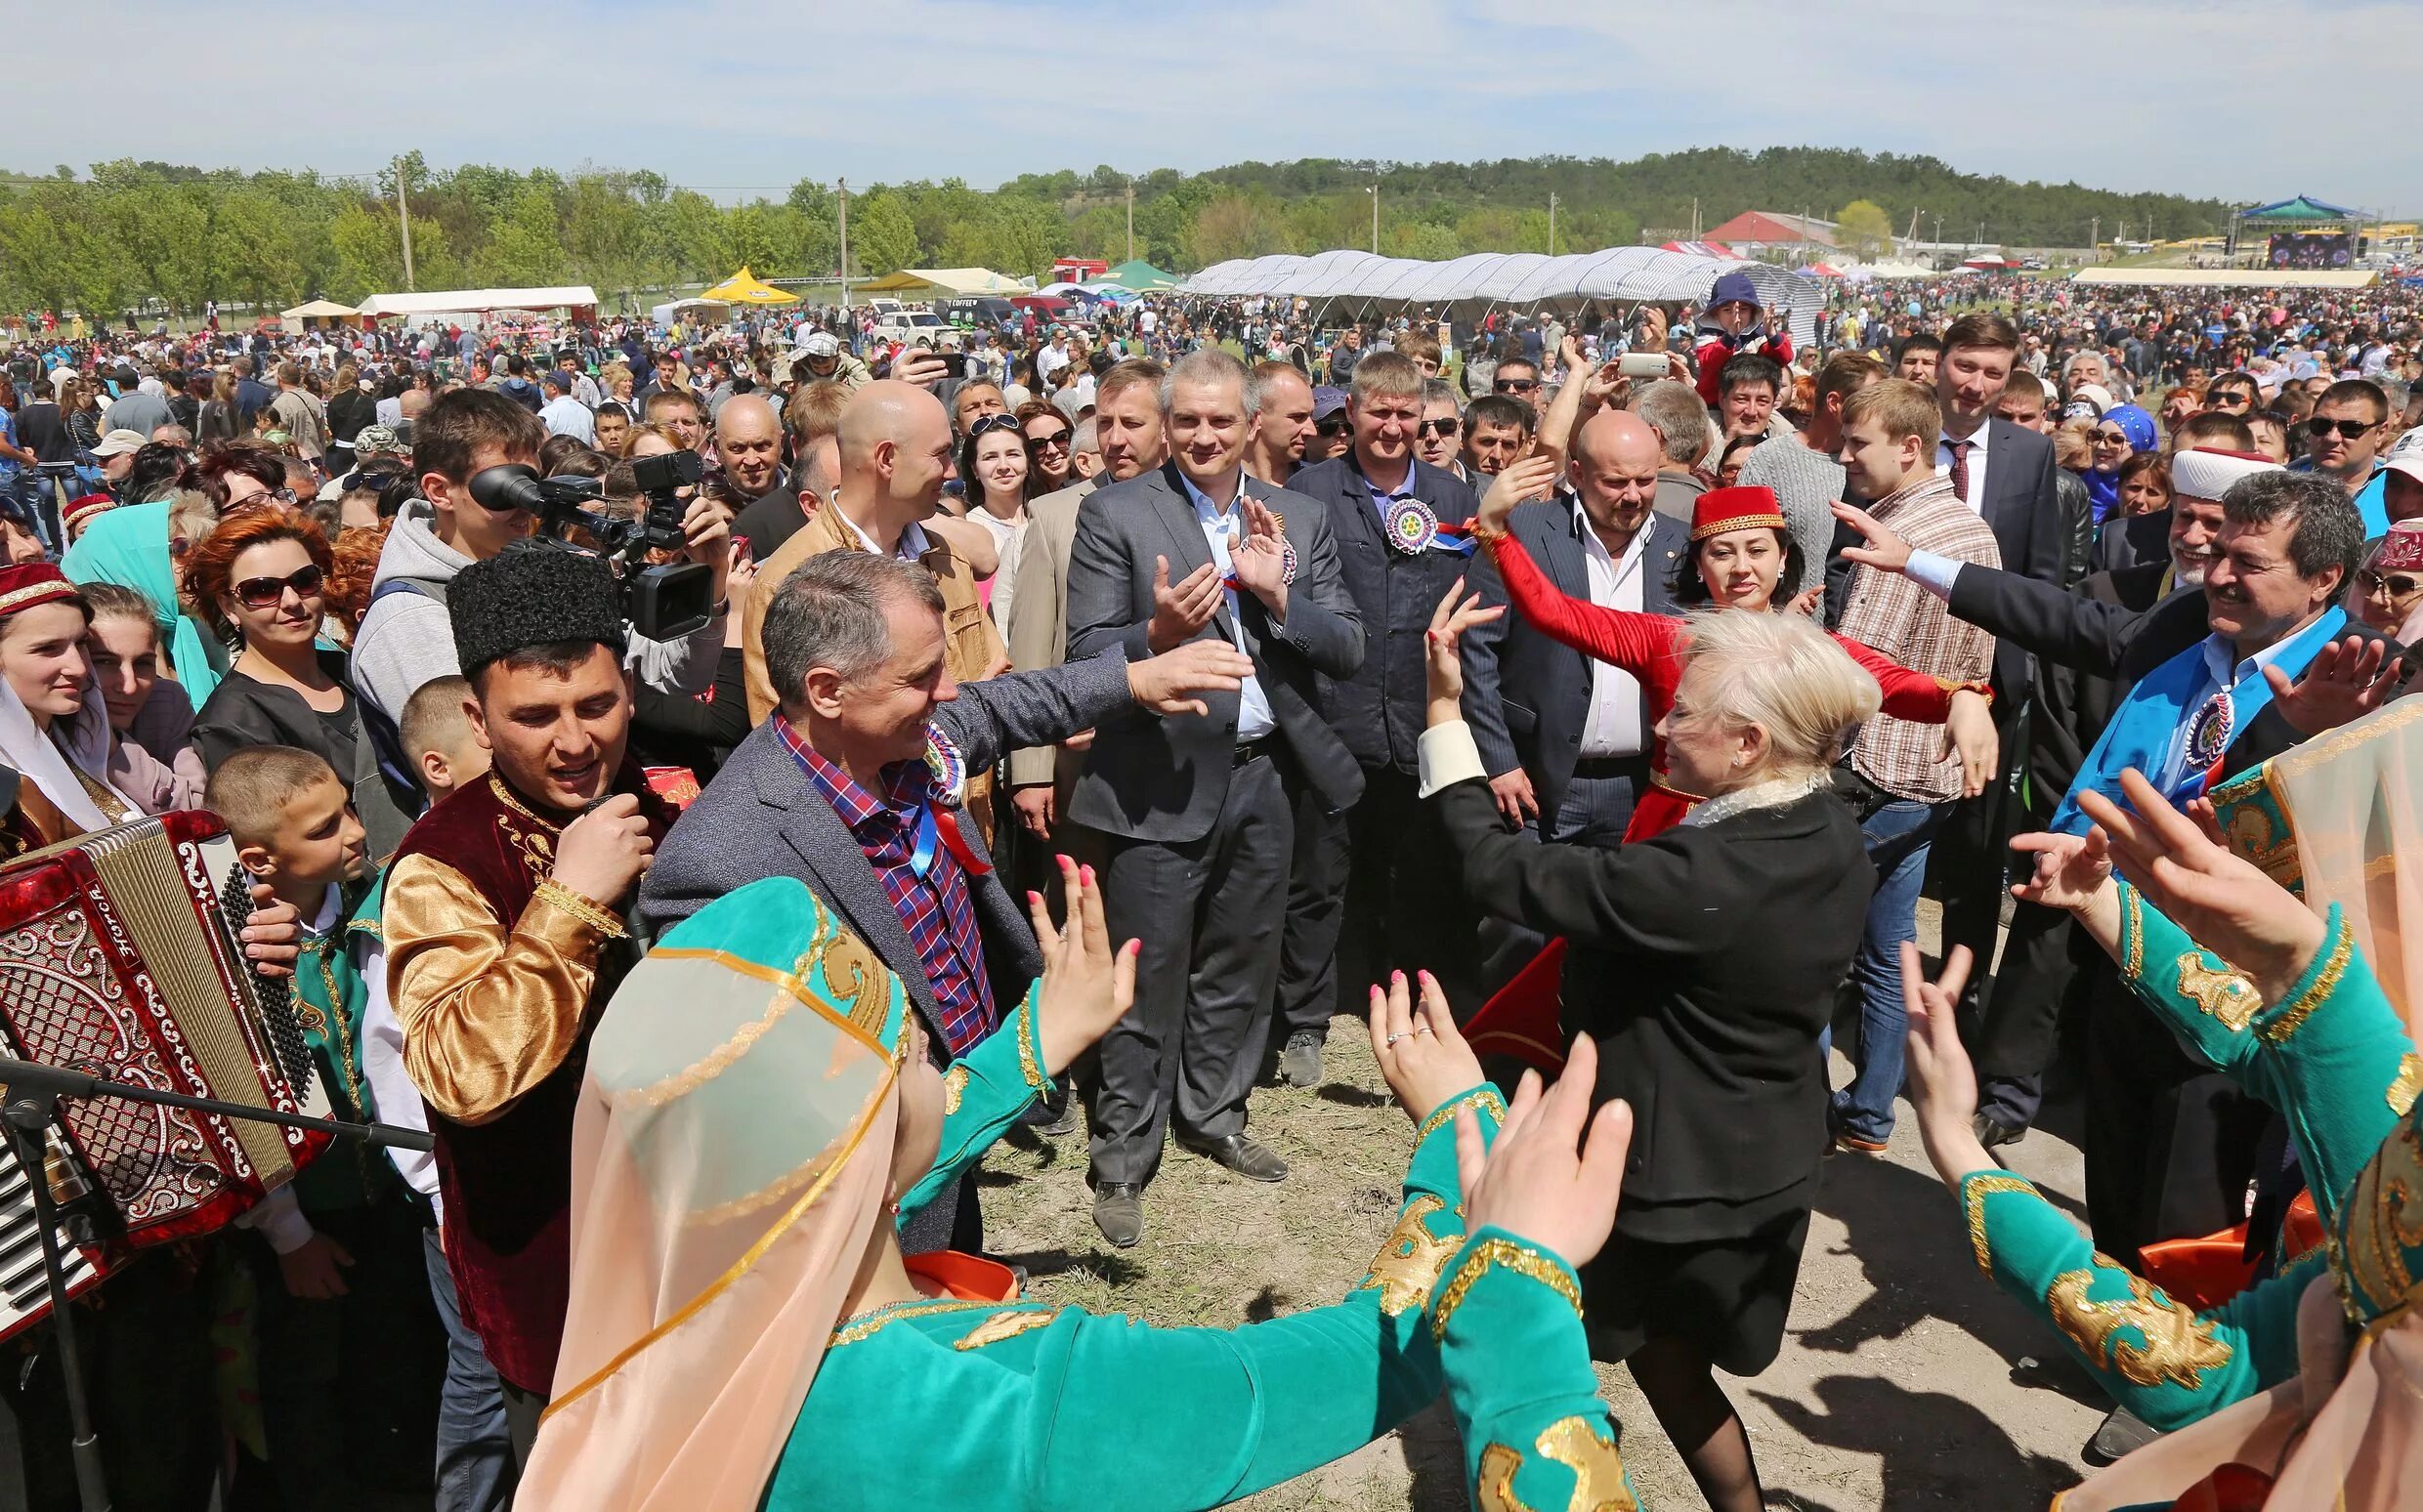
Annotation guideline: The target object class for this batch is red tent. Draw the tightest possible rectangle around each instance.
[1660,240,1743,260]
[1010,294,1073,315]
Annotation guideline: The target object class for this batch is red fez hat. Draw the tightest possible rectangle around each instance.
[2378,520,2423,575]
[61,494,115,537]
[1689,485,1789,544]
[0,563,82,618]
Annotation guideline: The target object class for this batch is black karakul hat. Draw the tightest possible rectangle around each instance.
[449,539,628,677]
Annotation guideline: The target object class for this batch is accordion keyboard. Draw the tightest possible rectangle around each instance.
[0,1133,100,1341]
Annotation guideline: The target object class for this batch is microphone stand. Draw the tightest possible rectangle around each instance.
[0,1054,435,1512]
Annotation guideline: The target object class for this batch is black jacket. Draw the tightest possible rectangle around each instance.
[1436,777,1873,1238]
[1460,502,1686,823]
[1289,453,1479,773]
[190,651,360,780]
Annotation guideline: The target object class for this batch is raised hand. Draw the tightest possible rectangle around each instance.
[553,792,656,909]
[1030,855,1140,1075]
[1367,968,1486,1126]
[1424,577,1505,721]
[2009,826,2116,912]
[1898,944,1995,1191]
[1477,452,1561,534]
[1829,500,1914,574]
[2265,633,2404,737]
[1128,638,1254,717]
[1231,500,1290,607]
[1452,1033,1633,1271]
[1147,554,1224,653]
[2076,770,2326,1002]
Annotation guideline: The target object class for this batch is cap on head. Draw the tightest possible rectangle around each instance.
[1689,485,1788,543]
[447,539,627,680]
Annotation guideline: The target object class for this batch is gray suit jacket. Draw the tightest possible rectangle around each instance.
[1064,460,1365,843]
[637,652,1133,1039]
[1003,474,1099,790]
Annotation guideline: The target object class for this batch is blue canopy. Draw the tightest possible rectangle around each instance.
[2239,195,2359,222]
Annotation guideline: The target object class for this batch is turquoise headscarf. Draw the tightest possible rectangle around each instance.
[60,499,229,705]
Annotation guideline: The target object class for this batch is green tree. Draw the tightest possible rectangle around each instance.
[1837,199,1895,261]
[848,191,919,277]
[1188,192,1294,265]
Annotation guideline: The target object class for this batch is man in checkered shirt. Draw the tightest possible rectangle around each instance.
[1827,378,1999,1154]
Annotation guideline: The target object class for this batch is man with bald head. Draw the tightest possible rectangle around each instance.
[1459,406,1688,872]
[719,393,796,553]
[744,382,1008,843]
[1271,350,1486,1084]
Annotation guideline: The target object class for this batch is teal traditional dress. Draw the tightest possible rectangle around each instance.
[520,877,1509,1512]
[288,877,403,1212]
[1959,893,2419,1436]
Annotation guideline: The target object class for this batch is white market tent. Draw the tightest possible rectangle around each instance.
[1832,260,1937,280]
[355,285,601,319]
[1177,247,1821,314]
[2069,267,2377,291]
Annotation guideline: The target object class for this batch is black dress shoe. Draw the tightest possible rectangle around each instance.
[1974,1113,2026,1150]
[1024,1087,1080,1136]
[2083,1405,2163,1465]
[1177,1132,1289,1183]
[1277,1030,1324,1088]
[1093,1183,1144,1248]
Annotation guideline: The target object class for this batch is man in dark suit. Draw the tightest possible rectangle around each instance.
[1458,410,1687,996]
[1270,353,1483,1087]
[639,551,1251,1251]
[1839,471,2399,1296]
[1063,348,1365,1246]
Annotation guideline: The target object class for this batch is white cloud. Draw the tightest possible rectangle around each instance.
[9,0,2416,209]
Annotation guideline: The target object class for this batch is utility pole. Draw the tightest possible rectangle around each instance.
[1932,213,1943,246]
[1548,191,1558,256]
[1126,179,1134,263]
[1368,181,1380,254]
[394,155,415,291]
[2091,215,2100,264]
[837,178,850,313]
[1691,197,1700,242]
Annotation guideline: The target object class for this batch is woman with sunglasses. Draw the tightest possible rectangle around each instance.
[1017,399,1075,494]
[959,412,1033,630]
[2084,403,2157,523]
[185,506,357,777]
[2346,519,2423,642]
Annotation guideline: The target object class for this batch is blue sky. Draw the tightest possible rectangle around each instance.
[15,0,2419,210]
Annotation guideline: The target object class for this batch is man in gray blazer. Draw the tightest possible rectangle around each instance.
[1062,348,1365,1247]
[639,551,1249,1251]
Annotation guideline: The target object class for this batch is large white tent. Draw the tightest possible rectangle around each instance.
[1177,247,1819,313]
[355,285,600,319]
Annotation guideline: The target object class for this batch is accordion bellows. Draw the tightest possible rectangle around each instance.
[0,812,331,1250]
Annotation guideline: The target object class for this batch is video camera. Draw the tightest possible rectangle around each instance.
[466,451,715,641]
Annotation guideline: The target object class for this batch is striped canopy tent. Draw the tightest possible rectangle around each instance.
[1179,246,1815,312]
[1659,240,1743,260]
[700,267,799,305]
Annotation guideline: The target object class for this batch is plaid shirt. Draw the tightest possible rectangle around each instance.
[774,715,996,1054]
[1838,474,2000,803]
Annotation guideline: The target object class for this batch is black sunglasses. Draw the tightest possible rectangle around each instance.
[2307,416,2378,441]
[2359,568,2422,598]
[1418,417,1461,438]
[1314,416,1351,438]
[1494,377,1541,394]
[2206,391,2251,409]
[233,564,324,610]
[1025,427,1072,449]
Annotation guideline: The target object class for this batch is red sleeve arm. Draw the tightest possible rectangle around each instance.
[1833,633,1991,722]
[1484,530,1676,675]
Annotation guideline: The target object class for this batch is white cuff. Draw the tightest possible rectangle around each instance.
[1903,550,1964,603]
[238,1187,316,1255]
[1418,721,1489,798]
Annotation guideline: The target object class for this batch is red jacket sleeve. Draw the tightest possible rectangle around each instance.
[1485,531,1679,676]
[1692,337,1728,406]
[1832,633,1990,722]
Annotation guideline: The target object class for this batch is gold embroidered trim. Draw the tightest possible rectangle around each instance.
[1961,1173,2039,1276]
[2259,916,2352,1044]
[1359,1195,1459,1316]
[828,1295,1002,1349]
[2045,1256,2233,1389]
[1015,989,1046,1091]
[2176,953,2261,1032]
[2121,885,2145,981]
[1476,1420,1638,1512]
[533,878,625,939]
[1475,1443,1527,1512]
[1430,1239,1582,1342]
[942,1064,969,1114]
[1417,1086,1509,1148]
[0,579,82,615]
[2389,1054,2423,1117]
[952,1308,1059,1351]
[486,772,561,829]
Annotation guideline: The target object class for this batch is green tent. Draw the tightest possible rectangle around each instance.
[2237,195,2358,223]
[1102,259,1178,290]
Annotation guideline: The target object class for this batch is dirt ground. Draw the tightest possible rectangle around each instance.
[983,943,2112,1509]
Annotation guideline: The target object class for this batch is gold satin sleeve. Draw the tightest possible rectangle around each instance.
[383,853,612,1127]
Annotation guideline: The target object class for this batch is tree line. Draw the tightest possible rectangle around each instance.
[0,147,2235,316]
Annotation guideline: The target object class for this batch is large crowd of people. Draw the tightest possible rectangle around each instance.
[0,265,2420,1511]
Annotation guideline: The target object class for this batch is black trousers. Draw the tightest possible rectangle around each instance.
[2079,959,2272,1265]
[1276,762,1479,1041]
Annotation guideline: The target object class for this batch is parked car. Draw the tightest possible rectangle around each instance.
[939,296,1019,330]
[871,308,949,347]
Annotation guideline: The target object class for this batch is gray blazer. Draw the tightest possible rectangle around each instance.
[1063,460,1365,843]
[637,652,1133,1038]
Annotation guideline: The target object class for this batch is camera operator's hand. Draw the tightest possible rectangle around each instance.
[552,793,655,910]
[678,495,734,606]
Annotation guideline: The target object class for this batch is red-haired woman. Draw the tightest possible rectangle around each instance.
[186,506,355,776]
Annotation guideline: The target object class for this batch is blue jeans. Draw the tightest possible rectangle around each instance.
[1830,798,1949,1144]
[423,1229,517,1512]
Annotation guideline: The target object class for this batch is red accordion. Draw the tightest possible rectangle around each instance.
[0,812,330,1335]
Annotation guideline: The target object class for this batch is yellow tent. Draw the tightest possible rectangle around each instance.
[700,267,800,305]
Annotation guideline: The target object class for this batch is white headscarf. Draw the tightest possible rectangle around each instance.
[0,675,136,833]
